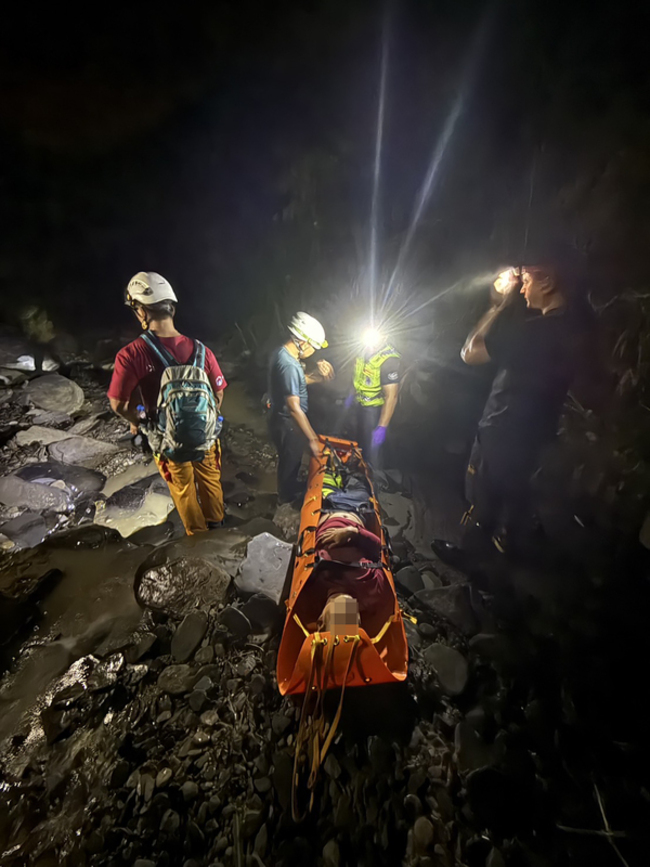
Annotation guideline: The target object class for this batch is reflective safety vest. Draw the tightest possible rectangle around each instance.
[353,346,401,407]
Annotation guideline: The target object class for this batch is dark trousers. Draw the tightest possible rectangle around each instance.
[269,414,305,504]
[465,428,541,543]
[353,404,382,467]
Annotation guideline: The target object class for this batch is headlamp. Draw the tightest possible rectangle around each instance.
[361,326,384,352]
[493,267,520,295]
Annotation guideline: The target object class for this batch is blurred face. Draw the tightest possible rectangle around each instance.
[319,594,360,635]
[299,340,316,359]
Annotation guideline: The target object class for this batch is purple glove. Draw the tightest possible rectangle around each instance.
[344,394,355,409]
[371,425,387,448]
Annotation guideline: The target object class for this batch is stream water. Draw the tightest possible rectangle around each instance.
[0,379,272,750]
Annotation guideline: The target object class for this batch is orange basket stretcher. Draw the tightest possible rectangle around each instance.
[277,435,409,696]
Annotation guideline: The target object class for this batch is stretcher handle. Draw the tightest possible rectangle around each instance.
[297,525,318,557]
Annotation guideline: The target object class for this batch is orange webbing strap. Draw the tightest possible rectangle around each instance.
[292,635,325,822]
[312,637,359,776]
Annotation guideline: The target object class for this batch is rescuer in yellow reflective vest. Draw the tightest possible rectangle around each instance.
[346,329,401,465]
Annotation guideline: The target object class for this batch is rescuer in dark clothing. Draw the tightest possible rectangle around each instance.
[432,265,576,562]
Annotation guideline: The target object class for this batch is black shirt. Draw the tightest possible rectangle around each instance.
[480,306,575,444]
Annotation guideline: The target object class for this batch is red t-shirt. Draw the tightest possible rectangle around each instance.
[107,335,227,417]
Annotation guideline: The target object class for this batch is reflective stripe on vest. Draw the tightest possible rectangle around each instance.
[353,346,400,407]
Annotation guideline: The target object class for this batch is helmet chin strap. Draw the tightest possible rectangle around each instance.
[293,337,308,359]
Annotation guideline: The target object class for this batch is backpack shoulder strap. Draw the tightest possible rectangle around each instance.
[140,332,177,369]
[192,339,206,370]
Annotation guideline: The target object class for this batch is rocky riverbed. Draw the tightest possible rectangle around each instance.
[1,334,648,866]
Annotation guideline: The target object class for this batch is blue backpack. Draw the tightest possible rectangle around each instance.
[140,332,222,462]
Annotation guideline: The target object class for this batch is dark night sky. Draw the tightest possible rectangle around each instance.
[1,0,649,341]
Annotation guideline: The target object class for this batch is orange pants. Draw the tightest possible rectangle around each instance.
[155,443,224,535]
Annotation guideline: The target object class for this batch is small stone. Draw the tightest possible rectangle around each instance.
[171,611,208,663]
[404,794,423,818]
[236,656,256,678]
[160,809,180,833]
[323,754,341,779]
[254,776,272,793]
[323,839,340,867]
[454,721,499,772]
[156,768,172,788]
[200,709,220,727]
[254,823,268,857]
[156,710,172,724]
[138,773,155,803]
[218,606,252,637]
[181,781,199,802]
[413,816,435,853]
[157,664,194,695]
[421,570,443,590]
[272,713,291,737]
[423,643,468,696]
[417,622,437,638]
[250,674,266,696]
[188,691,208,714]
[414,585,477,635]
[125,632,157,663]
[133,860,156,867]
[241,593,281,629]
[194,730,210,746]
[195,645,214,664]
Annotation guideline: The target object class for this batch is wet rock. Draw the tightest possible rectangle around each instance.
[24,373,85,414]
[40,706,77,744]
[218,606,252,637]
[235,532,293,603]
[417,622,437,639]
[182,781,199,802]
[323,754,341,780]
[195,645,214,664]
[395,565,425,596]
[189,691,208,713]
[0,512,49,549]
[238,517,284,539]
[379,492,412,536]
[254,776,272,793]
[272,713,292,737]
[254,823,268,857]
[0,475,70,512]
[160,809,180,834]
[138,773,155,802]
[413,816,435,853]
[157,664,194,695]
[49,435,119,468]
[17,461,106,495]
[26,408,73,426]
[323,839,340,867]
[421,570,443,590]
[404,619,422,649]
[171,611,208,662]
[125,633,157,663]
[156,768,172,788]
[415,584,478,635]
[423,643,468,695]
[13,425,71,446]
[454,721,500,772]
[136,557,231,616]
[241,593,281,629]
[469,633,520,667]
[272,502,301,541]
[129,521,175,547]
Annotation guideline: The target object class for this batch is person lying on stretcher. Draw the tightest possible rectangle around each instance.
[301,510,395,637]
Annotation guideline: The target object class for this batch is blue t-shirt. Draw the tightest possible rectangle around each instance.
[268,346,308,418]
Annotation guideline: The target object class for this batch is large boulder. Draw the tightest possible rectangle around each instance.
[0,475,70,513]
[0,327,36,370]
[135,556,231,615]
[48,436,119,468]
[379,492,413,540]
[272,503,301,542]
[0,512,50,549]
[24,374,85,414]
[235,532,294,604]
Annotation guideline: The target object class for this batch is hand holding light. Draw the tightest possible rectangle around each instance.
[371,425,387,448]
[316,359,335,381]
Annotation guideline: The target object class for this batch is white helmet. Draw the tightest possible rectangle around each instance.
[288,311,328,350]
[125,271,178,307]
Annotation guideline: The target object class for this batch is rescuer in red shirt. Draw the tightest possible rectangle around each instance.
[108,271,227,534]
